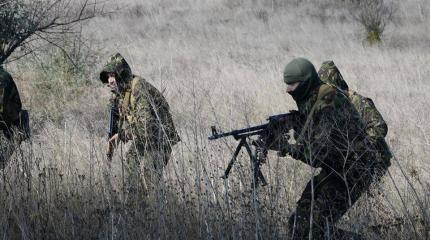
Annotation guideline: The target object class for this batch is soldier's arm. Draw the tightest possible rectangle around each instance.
[265,122,311,164]
[276,106,347,168]
[161,105,180,144]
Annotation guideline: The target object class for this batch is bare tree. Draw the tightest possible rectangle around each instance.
[0,0,106,63]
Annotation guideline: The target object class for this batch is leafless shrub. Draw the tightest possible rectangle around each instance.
[0,0,106,64]
[349,0,396,45]
[1,0,429,239]
[255,8,269,24]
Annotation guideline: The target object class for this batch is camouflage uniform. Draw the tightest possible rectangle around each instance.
[0,66,22,170]
[100,53,180,201]
[269,58,384,239]
[318,60,391,167]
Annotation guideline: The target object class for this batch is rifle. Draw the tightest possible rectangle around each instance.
[208,111,300,188]
[107,101,120,160]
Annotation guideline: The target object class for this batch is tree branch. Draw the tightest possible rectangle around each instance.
[0,0,107,64]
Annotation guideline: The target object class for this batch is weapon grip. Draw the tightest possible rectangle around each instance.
[211,126,218,136]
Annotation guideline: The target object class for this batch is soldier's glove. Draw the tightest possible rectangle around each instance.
[277,143,304,161]
[277,149,287,157]
[276,141,293,157]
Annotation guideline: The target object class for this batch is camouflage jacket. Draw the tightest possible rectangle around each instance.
[0,66,22,131]
[101,53,180,152]
[117,76,181,151]
[270,83,377,172]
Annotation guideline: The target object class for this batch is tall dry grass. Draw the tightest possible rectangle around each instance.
[1,0,429,239]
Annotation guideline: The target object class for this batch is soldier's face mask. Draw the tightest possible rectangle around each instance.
[107,73,119,93]
[287,81,311,102]
[286,82,300,93]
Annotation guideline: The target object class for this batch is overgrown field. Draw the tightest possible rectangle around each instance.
[1,0,429,239]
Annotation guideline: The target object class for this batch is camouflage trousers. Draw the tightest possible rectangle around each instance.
[0,132,14,170]
[124,143,171,207]
[289,163,388,240]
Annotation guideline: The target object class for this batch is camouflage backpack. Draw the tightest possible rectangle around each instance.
[318,60,392,166]
[317,61,349,92]
[127,76,181,147]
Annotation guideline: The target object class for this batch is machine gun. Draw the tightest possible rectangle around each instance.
[208,111,300,188]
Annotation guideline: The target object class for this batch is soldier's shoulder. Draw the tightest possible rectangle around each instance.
[130,75,152,97]
[316,84,347,107]
[306,84,350,120]
[141,77,163,96]
[317,84,336,99]
[132,76,167,102]
[0,67,13,85]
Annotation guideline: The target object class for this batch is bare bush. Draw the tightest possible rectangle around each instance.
[349,0,396,44]
[1,0,429,239]
[0,0,105,63]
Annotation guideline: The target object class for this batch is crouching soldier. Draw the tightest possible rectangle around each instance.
[268,58,386,239]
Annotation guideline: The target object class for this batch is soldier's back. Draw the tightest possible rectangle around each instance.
[0,67,22,125]
[130,76,180,147]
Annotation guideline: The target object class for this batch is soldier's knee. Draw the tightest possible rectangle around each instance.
[288,212,311,239]
[0,161,6,170]
[288,213,296,231]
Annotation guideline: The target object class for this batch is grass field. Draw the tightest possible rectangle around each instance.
[1,0,429,239]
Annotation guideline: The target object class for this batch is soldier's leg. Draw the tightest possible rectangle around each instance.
[124,145,145,207]
[289,170,358,239]
[289,166,383,239]
[124,144,170,203]
[141,150,169,195]
[0,133,14,170]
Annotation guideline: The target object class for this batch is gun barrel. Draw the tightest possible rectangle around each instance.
[208,123,268,140]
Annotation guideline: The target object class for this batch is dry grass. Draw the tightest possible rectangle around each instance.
[1,0,429,239]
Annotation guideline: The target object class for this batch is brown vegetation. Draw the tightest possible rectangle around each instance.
[1,0,429,239]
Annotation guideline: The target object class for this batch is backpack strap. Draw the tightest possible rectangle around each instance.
[122,91,131,112]
[298,84,337,141]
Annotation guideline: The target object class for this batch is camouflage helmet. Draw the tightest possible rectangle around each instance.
[318,60,349,91]
[99,53,132,83]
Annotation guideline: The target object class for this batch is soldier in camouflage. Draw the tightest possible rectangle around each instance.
[267,58,386,239]
[100,53,180,202]
[0,65,23,170]
[318,60,392,167]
